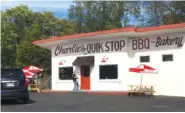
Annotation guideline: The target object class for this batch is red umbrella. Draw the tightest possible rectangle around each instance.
[129,64,158,74]
[22,69,36,78]
[129,64,158,85]
[23,65,43,73]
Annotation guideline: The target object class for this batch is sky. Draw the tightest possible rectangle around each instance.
[1,0,73,19]
[1,0,135,25]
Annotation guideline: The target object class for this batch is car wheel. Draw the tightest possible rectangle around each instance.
[21,97,29,104]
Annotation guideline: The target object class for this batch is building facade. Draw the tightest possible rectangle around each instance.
[33,23,185,97]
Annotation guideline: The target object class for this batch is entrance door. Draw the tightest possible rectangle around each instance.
[80,66,90,90]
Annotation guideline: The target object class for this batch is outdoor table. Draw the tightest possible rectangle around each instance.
[128,85,155,97]
[28,84,41,93]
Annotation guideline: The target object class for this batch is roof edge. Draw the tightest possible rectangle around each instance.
[137,23,185,32]
[32,27,136,45]
[32,23,185,45]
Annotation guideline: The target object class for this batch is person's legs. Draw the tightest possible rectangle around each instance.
[73,81,76,91]
[73,81,77,91]
[75,81,79,91]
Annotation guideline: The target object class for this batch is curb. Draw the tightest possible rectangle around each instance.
[41,90,68,93]
[41,90,128,95]
[87,91,128,95]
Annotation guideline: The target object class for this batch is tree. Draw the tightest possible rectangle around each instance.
[56,19,77,36]
[162,1,185,24]
[137,1,185,27]
[1,5,77,72]
[68,1,140,33]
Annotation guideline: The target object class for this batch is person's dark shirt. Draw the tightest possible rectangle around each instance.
[72,74,77,81]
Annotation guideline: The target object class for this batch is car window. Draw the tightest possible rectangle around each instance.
[1,69,25,77]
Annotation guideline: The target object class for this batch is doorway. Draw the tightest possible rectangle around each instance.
[80,66,90,90]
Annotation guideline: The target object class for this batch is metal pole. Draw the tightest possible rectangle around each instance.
[140,73,143,91]
[140,73,143,86]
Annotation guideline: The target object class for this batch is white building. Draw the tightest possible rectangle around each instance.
[33,23,185,97]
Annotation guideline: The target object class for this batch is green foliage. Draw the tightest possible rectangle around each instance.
[68,1,141,33]
[1,5,77,73]
[137,1,185,27]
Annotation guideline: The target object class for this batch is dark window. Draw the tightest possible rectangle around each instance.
[162,54,173,62]
[59,67,73,80]
[140,56,150,62]
[1,69,25,78]
[99,65,118,79]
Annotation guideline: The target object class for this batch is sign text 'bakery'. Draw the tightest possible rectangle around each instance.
[132,36,184,50]
[54,35,184,56]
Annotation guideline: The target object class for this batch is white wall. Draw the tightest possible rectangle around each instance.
[126,33,185,97]
[51,32,185,97]
[52,56,77,90]
[91,52,129,91]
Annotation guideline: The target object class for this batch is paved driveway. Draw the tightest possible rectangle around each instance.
[1,92,185,112]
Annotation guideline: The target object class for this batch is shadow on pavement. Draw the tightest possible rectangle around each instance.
[1,99,35,106]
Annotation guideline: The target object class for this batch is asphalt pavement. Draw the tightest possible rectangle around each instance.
[1,92,185,112]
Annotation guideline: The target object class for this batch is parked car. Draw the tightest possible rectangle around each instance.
[1,68,29,104]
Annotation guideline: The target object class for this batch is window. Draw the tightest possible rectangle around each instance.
[81,66,90,77]
[162,54,173,62]
[99,65,118,80]
[1,69,24,78]
[59,67,73,80]
[140,56,150,63]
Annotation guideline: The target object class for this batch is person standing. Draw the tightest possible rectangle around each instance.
[72,71,79,91]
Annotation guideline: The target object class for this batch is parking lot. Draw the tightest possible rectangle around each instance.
[1,92,185,112]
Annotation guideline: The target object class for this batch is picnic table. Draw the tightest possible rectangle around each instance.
[128,85,155,98]
[28,77,41,93]
[28,84,41,92]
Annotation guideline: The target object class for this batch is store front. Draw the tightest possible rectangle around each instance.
[33,23,185,97]
[73,56,94,90]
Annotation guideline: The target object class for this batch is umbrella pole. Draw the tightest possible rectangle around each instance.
[140,73,143,90]
[140,73,143,85]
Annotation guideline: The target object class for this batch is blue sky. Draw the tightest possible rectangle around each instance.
[1,0,135,25]
[1,0,73,19]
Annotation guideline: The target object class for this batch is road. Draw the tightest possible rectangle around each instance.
[1,92,185,112]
